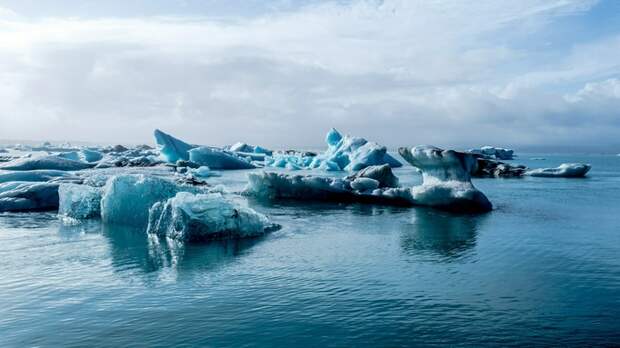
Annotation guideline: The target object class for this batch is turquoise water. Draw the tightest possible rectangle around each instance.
[1,154,619,347]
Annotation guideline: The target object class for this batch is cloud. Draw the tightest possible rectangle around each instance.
[0,0,618,150]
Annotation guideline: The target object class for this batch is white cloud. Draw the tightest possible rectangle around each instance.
[0,0,618,149]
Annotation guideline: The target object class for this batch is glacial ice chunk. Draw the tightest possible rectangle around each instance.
[0,170,75,184]
[247,147,493,213]
[147,192,279,242]
[469,146,515,160]
[398,146,492,212]
[81,149,103,162]
[189,146,256,170]
[526,163,591,178]
[0,182,60,212]
[265,128,402,172]
[154,129,196,163]
[0,155,93,171]
[101,174,195,226]
[58,184,102,219]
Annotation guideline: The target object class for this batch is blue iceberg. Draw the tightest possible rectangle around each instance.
[189,147,256,170]
[0,182,60,212]
[147,192,279,242]
[154,129,196,163]
[101,174,196,226]
[265,128,402,172]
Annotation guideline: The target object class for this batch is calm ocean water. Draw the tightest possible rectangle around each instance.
[1,154,619,347]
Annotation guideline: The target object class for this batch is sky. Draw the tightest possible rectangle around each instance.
[0,0,619,150]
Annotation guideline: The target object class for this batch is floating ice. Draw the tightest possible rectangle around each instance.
[228,142,273,156]
[0,170,76,184]
[472,158,527,178]
[187,166,220,178]
[0,182,60,212]
[526,163,591,178]
[266,128,402,172]
[345,164,400,188]
[58,184,102,219]
[81,149,103,162]
[147,192,279,241]
[154,129,196,163]
[398,146,492,212]
[189,147,256,170]
[101,174,197,226]
[469,146,515,160]
[0,155,93,171]
[248,147,493,213]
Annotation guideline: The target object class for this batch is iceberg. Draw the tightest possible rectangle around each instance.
[154,129,196,163]
[58,184,102,219]
[0,155,93,171]
[0,182,60,212]
[469,146,515,160]
[398,146,492,212]
[187,166,220,178]
[265,128,402,172]
[526,163,591,178]
[147,192,279,242]
[81,149,103,162]
[228,142,273,156]
[472,158,527,178]
[189,146,256,170]
[247,147,493,213]
[101,174,196,226]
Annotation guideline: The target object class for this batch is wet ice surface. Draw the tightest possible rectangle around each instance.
[0,153,619,347]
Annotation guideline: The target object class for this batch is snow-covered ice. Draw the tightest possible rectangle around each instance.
[0,170,77,184]
[147,192,279,241]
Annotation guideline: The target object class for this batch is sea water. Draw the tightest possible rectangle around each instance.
[1,154,619,347]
